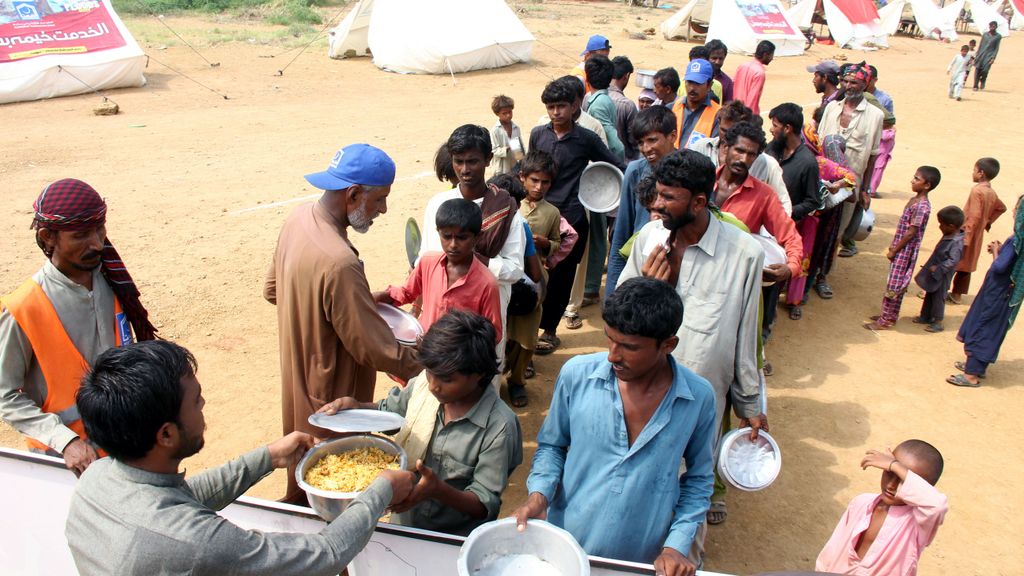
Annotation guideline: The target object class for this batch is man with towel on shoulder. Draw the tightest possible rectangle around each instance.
[0,178,157,476]
[318,310,522,536]
[265,143,422,504]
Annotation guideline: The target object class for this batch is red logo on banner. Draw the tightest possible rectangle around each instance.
[0,1,127,62]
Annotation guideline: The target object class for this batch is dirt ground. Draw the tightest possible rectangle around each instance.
[2,1,1022,574]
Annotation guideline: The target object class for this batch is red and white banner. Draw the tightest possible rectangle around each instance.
[735,0,798,35]
[1,0,127,62]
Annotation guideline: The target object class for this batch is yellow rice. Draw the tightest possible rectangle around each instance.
[304,447,400,492]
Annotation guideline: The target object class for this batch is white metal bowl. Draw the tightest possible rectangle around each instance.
[458,518,590,576]
[717,427,781,492]
[295,435,407,521]
[578,162,623,214]
[634,69,656,89]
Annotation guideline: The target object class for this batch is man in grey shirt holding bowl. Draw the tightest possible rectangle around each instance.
[65,340,415,576]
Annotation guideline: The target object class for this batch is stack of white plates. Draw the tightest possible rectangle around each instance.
[717,427,781,491]
[752,233,787,286]
[308,409,405,434]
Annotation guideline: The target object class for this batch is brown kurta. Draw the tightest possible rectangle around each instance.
[264,201,421,500]
[956,183,1007,273]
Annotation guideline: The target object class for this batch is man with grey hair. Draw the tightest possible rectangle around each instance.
[265,143,422,503]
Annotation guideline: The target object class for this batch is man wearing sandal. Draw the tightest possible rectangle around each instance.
[619,150,767,556]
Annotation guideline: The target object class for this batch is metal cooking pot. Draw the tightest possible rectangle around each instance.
[295,435,407,521]
[854,208,875,241]
[458,518,590,576]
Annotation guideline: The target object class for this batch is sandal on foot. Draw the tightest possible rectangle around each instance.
[535,335,561,356]
[789,306,803,320]
[763,361,774,377]
[524,361,535,380]
[707,501,728,525]
[815,282,834,299]
[838,246,858,258]
[925,323,944,333]
[564,314,583,330]
[508,383,529,407]
[911,316,930,324]
[946,294,962,305]
[953,361,985,378]
[947,373,981,388]
[863,321,890,331]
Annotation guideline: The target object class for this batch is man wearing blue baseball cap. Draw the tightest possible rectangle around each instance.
[570,34,611,89]
[264,143,422,503]
[673,58,721,151]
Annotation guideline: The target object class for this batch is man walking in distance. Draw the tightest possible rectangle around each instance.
[265,144,422,503]
[0,178,158,476]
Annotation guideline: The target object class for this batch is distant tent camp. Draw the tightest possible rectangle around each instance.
[327,0,534,74]
[965,0,1011,35]
[661,0,806,56]
[783,0,889,49]
[0,0,145,104]
[877,0,962,41]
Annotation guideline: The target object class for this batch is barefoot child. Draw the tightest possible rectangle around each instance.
[913,206,965,333]
[950,157,1007,303]
[318,310,522,535]
[376,198,503,343]
[816,440,948,576]
[489,95,522,175]
[865,167,937,330]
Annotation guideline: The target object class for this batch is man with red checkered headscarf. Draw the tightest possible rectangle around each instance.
[0,178,156,476]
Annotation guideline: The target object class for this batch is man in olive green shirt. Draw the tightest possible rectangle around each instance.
[319,310,523,535]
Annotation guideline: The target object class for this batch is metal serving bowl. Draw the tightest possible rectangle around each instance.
[458,518,590,576]
[295,435,407,521]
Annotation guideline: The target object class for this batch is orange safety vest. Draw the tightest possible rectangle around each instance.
[0,279,129,454]
[674,99,722,150]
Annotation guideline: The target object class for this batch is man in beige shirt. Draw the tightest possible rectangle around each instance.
[265,144,421,502]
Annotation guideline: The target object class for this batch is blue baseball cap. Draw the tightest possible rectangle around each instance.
[581,34,611,55]
[684,59,714,84]
[304,144,396,191]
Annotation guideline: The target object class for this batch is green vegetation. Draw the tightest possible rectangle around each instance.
[112,0,344,28]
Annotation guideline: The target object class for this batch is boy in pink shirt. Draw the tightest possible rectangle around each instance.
[376,198,503,344]
[816,440,948,576]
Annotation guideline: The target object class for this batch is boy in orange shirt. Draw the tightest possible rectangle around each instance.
[949,157,1007,303]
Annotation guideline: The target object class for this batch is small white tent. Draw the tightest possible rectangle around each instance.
[879,0,963,40]
[328,0,533,75]
[966,0,1011,35]
[662,0,805,55]
[821,0,889,49]
[0,0,145,104]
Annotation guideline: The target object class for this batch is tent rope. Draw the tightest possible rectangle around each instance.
[129,0,220,68]
[274,2,353,76]
[146,54,230,99]
[56,66,120,106]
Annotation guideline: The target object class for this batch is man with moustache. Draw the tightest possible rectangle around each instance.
[619,151,767,553]
[808,60,841,107]
[514,278,717,575]
[265,144,422,503]
[0,178,158,476]
[818,64,884,258]
[672,59,720,150]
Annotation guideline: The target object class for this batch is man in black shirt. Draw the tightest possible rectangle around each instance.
[529,77,625,354]
[767,102,822,321]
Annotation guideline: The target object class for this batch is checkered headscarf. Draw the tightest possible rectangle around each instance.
[32,179,157,341]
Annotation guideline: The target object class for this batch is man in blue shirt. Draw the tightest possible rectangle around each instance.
[514,277,716,575]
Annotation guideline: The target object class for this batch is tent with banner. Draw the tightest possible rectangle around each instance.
[0,0,145,104]
[327,0,533,74]
[661,0,806,55]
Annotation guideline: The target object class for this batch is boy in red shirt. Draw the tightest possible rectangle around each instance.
[376,199,502,343]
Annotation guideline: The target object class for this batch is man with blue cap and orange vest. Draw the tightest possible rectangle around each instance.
[674,59,721,151]
[571,34,611,91]
[265,143,422,504]
[0,178,158,476]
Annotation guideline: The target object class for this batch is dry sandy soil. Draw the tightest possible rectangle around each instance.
[2,1,1022,574]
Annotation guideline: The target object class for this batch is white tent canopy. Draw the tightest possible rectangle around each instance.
[662,0,805,55]
[328,0,534,75]
[966,0,1011,35]
[0,0,145,104]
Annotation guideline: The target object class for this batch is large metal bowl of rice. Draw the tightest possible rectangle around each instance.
[296,434,407,521]
[457,518,590,576]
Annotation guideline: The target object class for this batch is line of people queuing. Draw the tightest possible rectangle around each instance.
[2,33,1022,576]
